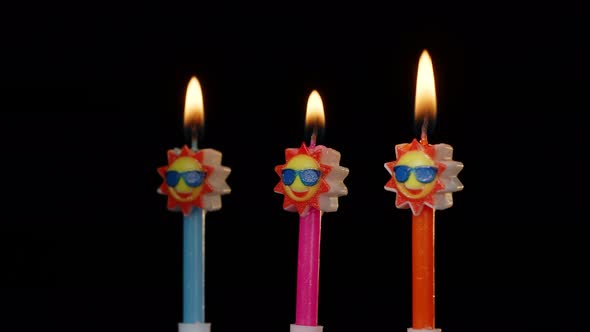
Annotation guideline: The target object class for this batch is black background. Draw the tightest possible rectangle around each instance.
[1,4,588,332]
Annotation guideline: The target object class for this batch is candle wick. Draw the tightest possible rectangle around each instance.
[184,124,200,151]
[191,125,199,151]
[191,136,198,151]
[309,128,317,148]
[420,119,429,145]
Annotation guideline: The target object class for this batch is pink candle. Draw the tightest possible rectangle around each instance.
[296,207,321,325]
[274,90,349,330]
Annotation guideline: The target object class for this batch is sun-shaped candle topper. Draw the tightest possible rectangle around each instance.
[158,145,231,216]
[384,139,463,216]
[274,143,348,216]
[274,91,348,218]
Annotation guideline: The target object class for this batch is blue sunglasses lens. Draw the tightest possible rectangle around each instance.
[299,169,320,186]
[182,170,205,187]
[393,165,437,184]
[281,169,296,185]
[166,170,205,188]
[393,165,412,183]
[166,171,181,187]
[282,169,321,186]
[414,166,437,184]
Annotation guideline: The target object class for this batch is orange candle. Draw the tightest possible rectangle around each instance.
[384,50,464,332]
[412,205,434,328]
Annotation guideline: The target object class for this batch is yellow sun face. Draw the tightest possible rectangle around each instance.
[282,154,322,202]
[274,143,339,216]
[167,156,205,203]
[384,138,463,216]
[394,151,437,199]
[158,145,231,216]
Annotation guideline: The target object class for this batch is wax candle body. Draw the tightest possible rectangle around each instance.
[183,208,205,323]
[295,207,322,326]
[412,206,435,329]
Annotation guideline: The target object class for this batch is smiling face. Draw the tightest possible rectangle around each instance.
[384,139,457,215]
[274,143,334,215]
[166,156,205,203]
[158,145,230,216]
[393,150,437,200]
[281,154,321,202]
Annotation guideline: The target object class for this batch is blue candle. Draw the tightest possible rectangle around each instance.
[183,207,205,323]
[157,76,231,330]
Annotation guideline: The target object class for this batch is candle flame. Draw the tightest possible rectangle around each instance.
[305,90,325,147]
[305,90,325,129]
[184,76,204,128]
[415,50,437,142]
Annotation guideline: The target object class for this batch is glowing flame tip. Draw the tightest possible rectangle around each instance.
[305,90,325,128]
[415,49,437,122]
[184,76,204,128]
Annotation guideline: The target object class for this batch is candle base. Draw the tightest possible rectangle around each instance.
[407,328,441,332]
[290,324,323,332]
[179,322,211,332]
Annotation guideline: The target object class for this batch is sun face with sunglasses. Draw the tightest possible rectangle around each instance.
[275,143,349,216]
[165,156,208,203]
[158,145,231,215]
[281,154,323,202]
[385,139,463,215]
[392,150,439,200]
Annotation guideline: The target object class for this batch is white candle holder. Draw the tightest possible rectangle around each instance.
[290,324,323,332]
[178,322,211,332]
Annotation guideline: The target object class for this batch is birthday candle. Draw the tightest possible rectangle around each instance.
[384,50,463,332]
[274,90,349,332]
[157,76,231,332]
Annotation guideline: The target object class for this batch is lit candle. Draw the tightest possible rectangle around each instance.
[157,76,231,332]
[384,50,464,332]
[274,90,349,332]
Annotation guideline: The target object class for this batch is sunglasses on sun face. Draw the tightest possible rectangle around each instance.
[393,165,438,184]
[166,170,206,188]
[281,168,321,186]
